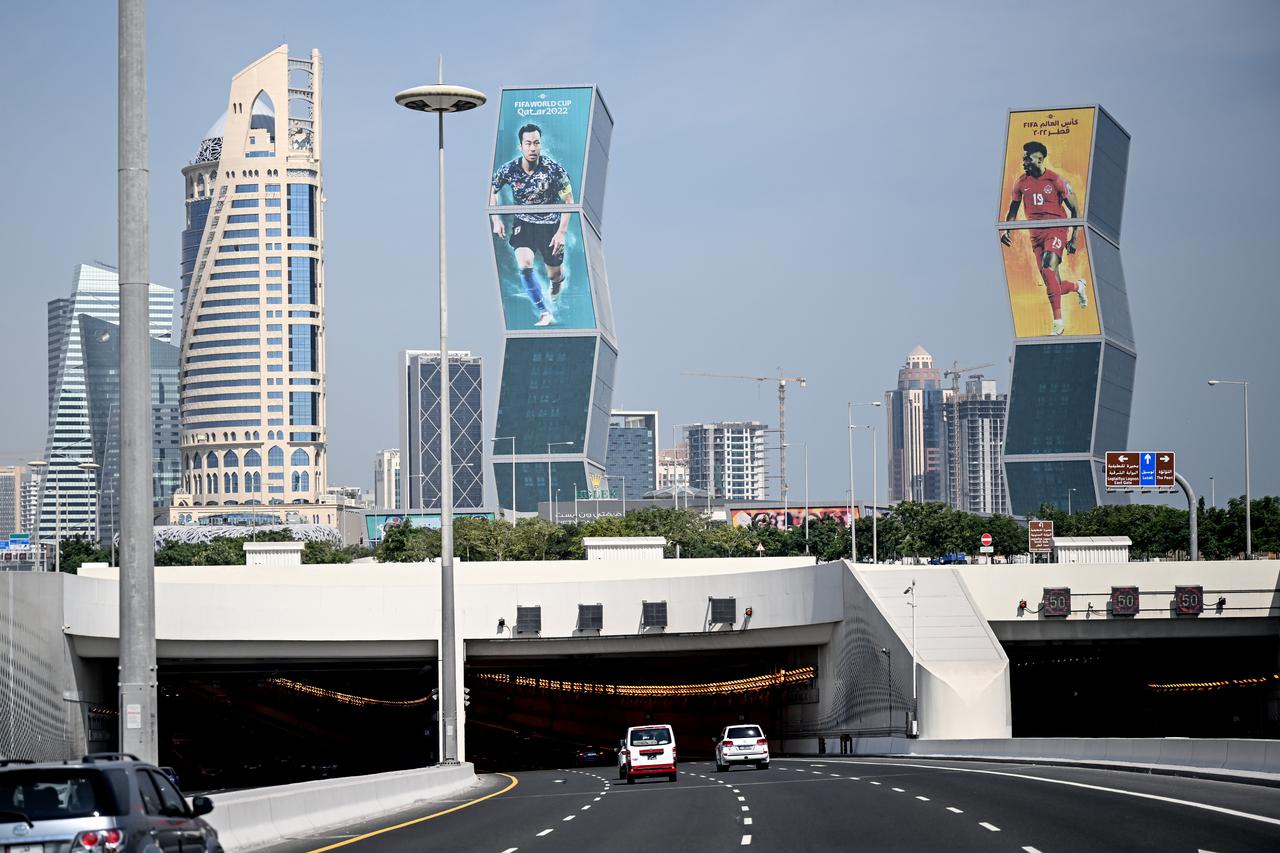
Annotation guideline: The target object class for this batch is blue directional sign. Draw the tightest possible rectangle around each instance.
[1139,452,1157,487]
[0,540,9,551]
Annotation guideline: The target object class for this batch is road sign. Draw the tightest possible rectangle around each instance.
[9,533,29,545]
[0,540,9,551]
[1028,520,1054,553]
[980,533,993,547]
[1041,587,1071,618]
[979,545,994,554]
[1106,451,1176,490]
[1174,585,1203,616]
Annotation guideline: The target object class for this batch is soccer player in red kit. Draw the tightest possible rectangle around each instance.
[1000,140,1088,336]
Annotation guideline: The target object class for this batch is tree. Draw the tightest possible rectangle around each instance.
[375,519,440,562]
[57,535,109,574]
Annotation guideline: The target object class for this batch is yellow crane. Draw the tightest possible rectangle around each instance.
[682,369,807,502]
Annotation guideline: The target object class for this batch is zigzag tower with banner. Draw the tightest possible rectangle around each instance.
[487,87,617,514]
[996,106,1135,516]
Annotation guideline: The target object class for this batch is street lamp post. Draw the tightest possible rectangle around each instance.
[27,460,49,571]
[396,64,486,766]
[555,489,560,523]
[79,462,101,542]
[904,580,917,736]
[1209,476,1215,509]
[1068,487,1077,515]
[880,647,892,733]
[492,436,516,521]
[865,424,878,564]
[1208,379,1251,559]
[547,441,574,517]
[803,443,810,554]
[847,402,882,563]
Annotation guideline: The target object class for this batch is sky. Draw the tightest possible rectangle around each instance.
[1,0,1277,509]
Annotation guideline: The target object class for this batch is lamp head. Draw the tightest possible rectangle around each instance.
[394,84,486,113]
[1207,380,1220,386]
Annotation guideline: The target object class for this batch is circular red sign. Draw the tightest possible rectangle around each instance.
[980,533,993,546]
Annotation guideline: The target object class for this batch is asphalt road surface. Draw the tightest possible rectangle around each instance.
[262,757,1280,852]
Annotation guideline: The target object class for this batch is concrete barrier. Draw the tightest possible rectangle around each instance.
[780,736,1280,783]
[206,763,479,851]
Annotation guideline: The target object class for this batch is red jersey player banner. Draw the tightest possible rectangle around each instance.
[998,107,1096,222]
[1002,226,1101,337]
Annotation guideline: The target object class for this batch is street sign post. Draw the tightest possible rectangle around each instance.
[1028,520,1054,553]
[1106,451,1176,490]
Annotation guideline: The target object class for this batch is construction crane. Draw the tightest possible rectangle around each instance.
[682,368,807,503]
[942,361,995,505]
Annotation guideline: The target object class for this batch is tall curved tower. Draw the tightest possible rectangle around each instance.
[487,87,616,513]
[173,46,328,521]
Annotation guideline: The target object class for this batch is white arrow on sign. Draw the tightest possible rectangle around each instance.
[1117,455,1128,462]
[1144,453,1153,464]
[1160,455,1171,462]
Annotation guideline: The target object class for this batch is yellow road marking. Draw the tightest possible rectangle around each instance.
[303,773,519,852]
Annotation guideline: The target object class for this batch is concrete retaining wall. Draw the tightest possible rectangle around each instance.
[206,763,478,851]
[780,736,1280,780]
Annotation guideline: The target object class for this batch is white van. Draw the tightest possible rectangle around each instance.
[714,724,770,771]
[618,724,678,783]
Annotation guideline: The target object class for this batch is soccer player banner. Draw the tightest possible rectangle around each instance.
[997,107,1095,222]
[491,211,597,331]
[1001,223,1101,338]
[489,87,591,211]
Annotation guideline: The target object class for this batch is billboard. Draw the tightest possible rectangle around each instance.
[492,211,597,330]
[730,506,857,530]
[365,512,495,542]
[489,87,592,210]
[1001,226,1101,337]
[998,107,1096,222]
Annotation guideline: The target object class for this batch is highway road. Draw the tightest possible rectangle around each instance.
[263,757,1280,852]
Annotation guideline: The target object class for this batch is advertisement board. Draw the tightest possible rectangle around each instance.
[1002,224,1101,338]
[490,87,592,210]
[998,107,1096,223]
[492,211,596,330]
[365,512,495,542]
[730,506,857,530]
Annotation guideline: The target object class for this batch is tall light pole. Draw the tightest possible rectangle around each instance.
[803,443,810,554]
[547,441,574,516]
[27,460,49,571]
[1209,476,1215,509]
[1208,379,1251,559]
[904,580,917,736]
[396,63,486,766]
[1067,487,1077,515]
[78,462,101,541]
[847,401,882,563]
[492,436,516,521]
[861,425,878,563]
[880,647,892,733]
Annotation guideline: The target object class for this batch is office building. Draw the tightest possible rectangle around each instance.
[606,410,658,498]
[952,376,1009,515]
[373,448,401,510]
[400,351,484,510]
[490,86,617,512]
[79,315,182,543]
[656,443,688,493]
[0,466,27,538]
[997,106,1135,515]
[885,345,948,504]
[175,46,329,520]
[685,421,767,501]
[40,263,175,542]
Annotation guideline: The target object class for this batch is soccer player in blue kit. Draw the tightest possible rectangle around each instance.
[490,123,574,327]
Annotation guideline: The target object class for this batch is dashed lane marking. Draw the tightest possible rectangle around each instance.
[593,797,601,802]
[741,835,752,845]
[947,807,963,814]
[979,822,1001,832]
[737,796,746,801]
[916,796,930,802]
[869,781,882,786]
[1023,847,1043,852]
[500,849,517,853]
[536,829,553,837]
[581,805,591,810]
[741,806,750,812]
[891,788,905,793]
[744,818,753,826]
[562,815,575,822]
[301,773,519,853]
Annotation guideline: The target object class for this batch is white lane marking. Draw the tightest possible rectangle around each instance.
[741,805,750,812]
[809,764,826,767]
[835,759,1280,827]
[891,787,905,792]
[916,796,930,802]
[593,797,601,802]
[1023,847,1043,853]
[737,795,746,801]
[537,829,553,837]
[500,849,518,853]
[848,777,860,780]
[979,822,1001,832]
[947,807,964,814]
[581,805,591,810]
[741,835,752,846]
[744,817,753,826]
[563,815,575,822]
[732,788,741,793]
[830,773,841,777]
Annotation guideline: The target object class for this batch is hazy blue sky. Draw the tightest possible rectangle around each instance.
[2,0,1277,507]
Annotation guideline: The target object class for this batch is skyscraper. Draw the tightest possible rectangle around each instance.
[0,466,27,538]
[372,448,401,510]
[606,411,658,498]
[40,263,175,542]
[176,46,327,517]
[400,351,484,510]
[685,421,767,501]
[952,376,1009,515]
[885,345,948,504]
[79,315,182,543]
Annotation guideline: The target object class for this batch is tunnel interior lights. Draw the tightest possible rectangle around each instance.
[266,678,433,708]
[1146,673,1279,693]
[471,666,817,698]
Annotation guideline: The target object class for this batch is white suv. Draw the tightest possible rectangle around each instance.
[715,724,770,771]
[618,724,678,784]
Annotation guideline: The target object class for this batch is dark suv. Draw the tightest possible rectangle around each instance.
[0,753,222,852]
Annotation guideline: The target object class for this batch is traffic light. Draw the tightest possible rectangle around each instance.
[463,686,471,708]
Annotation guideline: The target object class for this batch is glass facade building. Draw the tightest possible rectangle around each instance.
[400,351,484,510]
[605,411,658,498]
[685,422,767,501]
[885,345,949,503]
[488,87,617,512]
[39,264,175,542]
[952,376,1009,515]
[176,46,327,516]
[998,106,1134,515]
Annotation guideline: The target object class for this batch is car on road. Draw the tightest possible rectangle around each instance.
[618,724,678,783]
[714,724,770,771]
[0,752,223,852]
[574,745,612,766]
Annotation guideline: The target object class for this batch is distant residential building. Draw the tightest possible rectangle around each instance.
[685,421,767,501]
[656,443,688,493]
[0,466,27,538]
[952,376,1009,515]
[399,351,484,510]
[325,485,372,509]
[373,448,401,509]
[20,470,40,536]
[606,411,658,498]
[79,315,182,543]
[886,345,948,504]
[40,263,175,543]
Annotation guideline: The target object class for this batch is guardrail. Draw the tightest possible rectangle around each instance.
[206,763,478,851]
[780,736,1280,781]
